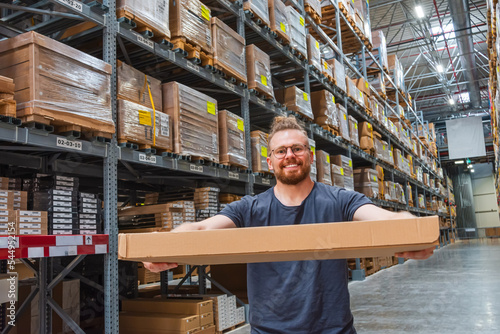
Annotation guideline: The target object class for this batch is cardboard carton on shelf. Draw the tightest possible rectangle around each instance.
[246,44,274,100]
[243,0,270,26]
[306,35,322,73]
[250,130,269,173]
[269,0,291,45]
[218,110,248,169]
[118,216,440,264]
[311,90,338,129]
[116,0,171,39]
[337,104,350,141]
[316,150,332,186]
[349,116,359,147]
[275,86,313,120]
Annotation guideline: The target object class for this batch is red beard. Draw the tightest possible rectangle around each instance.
[274,158,311,185]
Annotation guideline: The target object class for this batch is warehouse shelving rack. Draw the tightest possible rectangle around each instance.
[0,0,457,332]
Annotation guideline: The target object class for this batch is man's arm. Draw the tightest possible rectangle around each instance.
[143,215,236,272]
[352,204,435,260]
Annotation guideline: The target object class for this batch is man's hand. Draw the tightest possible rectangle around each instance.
[143,262,178,273]
[395,246,435,260]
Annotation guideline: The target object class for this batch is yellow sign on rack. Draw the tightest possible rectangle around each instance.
[343,114,347,120]
[138,110,152,126]
[261,75,268,87]
[237,119,245,131]
[324,61,328,70]
[207,101,216,115]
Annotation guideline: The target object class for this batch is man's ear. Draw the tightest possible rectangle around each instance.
[267,156,273,171]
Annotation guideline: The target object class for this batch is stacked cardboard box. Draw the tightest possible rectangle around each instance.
[354,168,379,198]
[327,58,346,93]
[119,202,184,232]
[117,60,162,110]
[349,116,359,147]
[219,194,243,211]
[250,130,269,173]
[16,211,48,235]
[137,262,160,285]
[269,0,291,45]
[243,0,270,26]
[0,210,14,235]
[337,104,350,141]
[386,54,405,91]
[116,0,171,39]
[275,86,313,120]
[286,6,307,57]
[407,184,413,207]
[246,45,274,99]
[418,194,425,209]
[195,187,220,222]
[355,77,371,109]
[316,150,332,186]
[9,178,22,191]
[0,177,9,190]
[358,122,374,152]
[307,35,322,73]
[78,193,102,235]
[331,164,344,188]
[309,138,317,182]
[163,82,218,162]
[332,155,354,191]
[203,294,244,331]
[373,136,391,163]
[346,78,364,107]
[376,165,384,199]
[0,190,27,211]
[311,90,338,129]
[369,30,388,70]
[218,110,248,169]
[371,72,386,98]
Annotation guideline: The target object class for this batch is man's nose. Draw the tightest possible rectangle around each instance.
[284,147,295,158]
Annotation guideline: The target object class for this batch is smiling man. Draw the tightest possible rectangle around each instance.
[144,116,434,334]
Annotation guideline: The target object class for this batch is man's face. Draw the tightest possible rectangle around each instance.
[267,130,313,185]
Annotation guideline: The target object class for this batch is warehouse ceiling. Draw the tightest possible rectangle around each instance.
[369,0,489,122]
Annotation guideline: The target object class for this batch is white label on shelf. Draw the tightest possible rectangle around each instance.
[189,164,203,173]
[186,61,200,72]
[262,178,271,185]
[228,172,239,180]
[138,153,157,164]
[28,247,45,258]
[85,235,93,245]
[95,244,107,254]
[224,81,236,93]
[49,246,77,257]
[465,228,475,232]
[137,35,154,49]
[56,137,82,151]
[56,235,83,246]
[59,0,83,12]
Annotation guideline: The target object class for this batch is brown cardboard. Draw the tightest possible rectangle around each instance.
[246,45,274,98]
[349,116,359,146]
[311,90,337,128]
[243,0,270,26]
[250,130,269,173]
[118,216,440,264]
[117,60,162,111]
[120,312,200,332]
[326,58,346,93]
[316,150,332,186]
[269,0,291,45]
[307,34,322,72]
[218,110,248,168]
[122,298,213,315]
[337,104,350,141]
[360,136,374,151]
[275,86,313,120]
[200,312,214,327]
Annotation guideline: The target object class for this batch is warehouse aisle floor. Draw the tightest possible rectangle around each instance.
[350,239,500,333]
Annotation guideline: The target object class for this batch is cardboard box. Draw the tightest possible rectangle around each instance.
[275,86,313,120]
[122,298,213,315]
[286,6,307,57]
[218,110,248,169]
[118,216,440,264]
[117,60,162,111]
[307,34,322,72]
[52,279,79,334]
[211,17,246,84]
[250,130,269,173]
[269,0,291,45]
[316,150,332,186]
[243,0,270,26]
[163,82,218,162]
[0,31,114,134]
[120,313,200,332]
[349,116,359,146]
[246,45,274,99]
[117,1,170,39]
[311,90,338,128]
[337,104,350,141]
[326,58,346,93]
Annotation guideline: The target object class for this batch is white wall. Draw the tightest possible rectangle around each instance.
[471,164,500,228]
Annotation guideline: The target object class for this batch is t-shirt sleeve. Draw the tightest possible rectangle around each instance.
[217,195,252,228]
[338,188,373,221]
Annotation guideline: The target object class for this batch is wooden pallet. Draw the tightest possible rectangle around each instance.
[362,147,376,156]
[214,64,247,86]
[118,139,173,155]
[321,124,340,137]
[290,46,307,61]
[172,37,214,68]
[0,98,16,118]
[216,322,246,334]
[243,5,271,30]
[305,4,321,25]
[219,161,249,171]
[117,8,171,43]
[248,85,275,102]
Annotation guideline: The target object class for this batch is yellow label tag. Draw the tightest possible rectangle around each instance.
[341,168,344,176]
[261,146,267,157]
[332,95,335,103]
[260,75,268,87]
[390,151,393,157]
[365,82,369,88]
[315,41,319,49]
[201,4,210,21]
[367,123,371,129]
[355,124,358,129]
[280,22,286,33]
[311,146,315,155]
[237,119,244,131]
[300,17,305,26]
[373,176,377,182]
[324,61,328,70]
[376,103,378,109]
[207,101,216,115]
[303,92,308,101]
[394,184,396,189]
[383,145,385,150]
[349,160,352,167]
[138,110,152,126]
[327,155,330,164]
[359,91,363,97]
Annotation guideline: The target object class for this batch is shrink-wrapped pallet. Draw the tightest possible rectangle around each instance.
[117,99,172,151]
[0,31,114,133]
[251,130,269,173]
[246,45,274,99]
[218,110,248,169]
[269,0,291,45]
[327,58,346,93]
[337,104,350,141]
[170,0,212,53]
[305,0,322,18]
[117,61,162,111]
[311,90,338,128]
[212,17,247,84]
[162,82,218,162]
[243,0,270,26]
[307,35,322,73]
[309,138,317,182]
[117,0,170,38]
[370,30,388,70]
[349,116,359,147]
[286,6,307,57]
[275,86,313,120]
[331,164,344,188]
[316,150,332,186]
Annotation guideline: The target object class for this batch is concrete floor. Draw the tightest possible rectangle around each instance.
[233,239,500,333]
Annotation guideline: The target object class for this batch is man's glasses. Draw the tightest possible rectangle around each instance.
[270,144,310,159]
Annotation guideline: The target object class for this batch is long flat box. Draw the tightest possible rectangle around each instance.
[118,217,440,264]
[122,298,213,315]
[120,313,200,332]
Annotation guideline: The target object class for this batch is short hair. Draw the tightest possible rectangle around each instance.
[267,116,308,149]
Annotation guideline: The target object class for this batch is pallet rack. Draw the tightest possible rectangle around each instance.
[0,0,456,332]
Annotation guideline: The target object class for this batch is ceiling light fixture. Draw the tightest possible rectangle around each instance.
[470,169,475,173]
[454,160,464,164]
[449,98,455,105]
[436,64,444,72]
[415,5,425,18]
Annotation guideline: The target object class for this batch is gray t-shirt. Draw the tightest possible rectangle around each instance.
[218,182,373,334]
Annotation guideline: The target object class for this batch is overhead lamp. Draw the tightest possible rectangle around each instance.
[467,164,473,169]
[436,64,444,72]
[470,169,475,173]
[415,5,425,18]
[454,160,464,164]
[449,98,455,105]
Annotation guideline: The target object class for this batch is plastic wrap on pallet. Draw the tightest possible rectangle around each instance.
[218,110,248,169]
[355,183,379,198]
[349,116,359,147]
[370,30,388,69]
[371,72,386,97]
[307,35,322,72]
[162,81,218,161]
[373,137,385,161]
[117,61,162,111]
[359,122,373,139]
[344,176,354,191]
[0,31,114,133]
[243,0,270,26]
[246,44,274,98]
[336,104,350,141]
[311,90,338,128]
[309,138,317,182]
[269,0,291,44]
[328,58,346,93]
[395,183,406,204]
[117,0,170,38]
[396,105,404,118]
[331,164,345,188]
[316,150,332,186]
[170,0,212,53]
[117,99,172,150]
[212,17,247,84]
[286,6,307,58]
[354,168,378,184]
[277,86,314,120]
[305,0,322,18]
[251,130,269,173]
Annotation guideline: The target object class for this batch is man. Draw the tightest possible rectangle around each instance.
[145,116,434,333]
